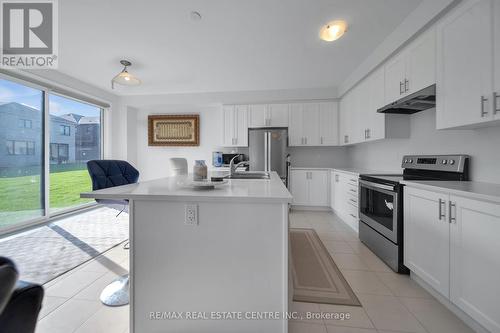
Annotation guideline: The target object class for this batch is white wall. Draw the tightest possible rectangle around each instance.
[131,105,245,181]
[347,109,500,184]
[288,147,349,169]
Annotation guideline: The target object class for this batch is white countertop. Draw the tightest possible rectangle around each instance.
[333,167,396,175]
[81,171,292,204]
[402,180,500,204]
[291,166,396,175]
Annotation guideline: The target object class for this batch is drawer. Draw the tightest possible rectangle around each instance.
[346,202,359,220]
[346,184,358,195]
[347,197,358,208]
[347,177,359,186]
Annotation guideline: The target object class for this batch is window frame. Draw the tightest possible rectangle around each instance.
[0,72,107,236]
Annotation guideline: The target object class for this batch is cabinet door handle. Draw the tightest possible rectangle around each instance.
[494,92,499,115]
[320,136,323,144]
[305,137,307,145]
[349,198,356,203]
[335,174,339,182]
[481,96,489,117]
[350,213,356,218]
[367,129,370,139]
[405,79,409,93]
[350,189,356,193]
[449,201,456,224]
[438,199,445,220]
[400,81,404,95]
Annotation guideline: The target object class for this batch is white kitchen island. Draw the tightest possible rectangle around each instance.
[81,172,292,333]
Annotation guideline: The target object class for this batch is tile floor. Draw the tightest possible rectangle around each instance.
[35,210,475,333]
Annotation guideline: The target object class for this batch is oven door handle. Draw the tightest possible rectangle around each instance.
[359,180,395,192]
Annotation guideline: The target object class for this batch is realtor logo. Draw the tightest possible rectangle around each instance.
[0,0,58,68]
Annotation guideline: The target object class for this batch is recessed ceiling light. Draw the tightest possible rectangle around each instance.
[190,11,202,21]
[319,20,348,42]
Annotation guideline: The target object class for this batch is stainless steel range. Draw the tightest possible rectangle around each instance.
[358,154,470,273]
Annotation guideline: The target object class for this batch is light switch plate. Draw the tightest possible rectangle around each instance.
[185,204,198,225]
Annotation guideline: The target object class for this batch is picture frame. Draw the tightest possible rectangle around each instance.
[148,114,200,146]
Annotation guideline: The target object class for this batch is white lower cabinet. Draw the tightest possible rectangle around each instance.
[450,195,500,333]
[404,186,500,333]
[331,170,359,231]
[290,169,328,207]
[404,187,450,297]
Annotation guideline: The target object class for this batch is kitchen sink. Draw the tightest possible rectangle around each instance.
[225,171,271,179]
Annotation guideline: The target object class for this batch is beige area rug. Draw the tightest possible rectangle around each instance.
[290,228,361,306]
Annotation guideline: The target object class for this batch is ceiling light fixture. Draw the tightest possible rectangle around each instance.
[319,20,348,42]
[111,60,141,89]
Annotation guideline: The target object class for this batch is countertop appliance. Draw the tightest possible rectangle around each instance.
[249,128,288,183]
[377,84,436,114]
[358,154,469,273]
[221,153,246,166]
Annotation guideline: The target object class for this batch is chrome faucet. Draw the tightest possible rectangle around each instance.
[229,155,249,175]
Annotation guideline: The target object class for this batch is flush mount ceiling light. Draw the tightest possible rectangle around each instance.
[111,60,141,89]
[319,20,348,42]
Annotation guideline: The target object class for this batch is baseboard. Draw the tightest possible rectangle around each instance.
[290,205,332,212]
[410,273,489,333]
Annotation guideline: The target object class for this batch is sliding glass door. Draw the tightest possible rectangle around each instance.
[49,94,102,213]
[0,78,45,229]
[0,75,104,232]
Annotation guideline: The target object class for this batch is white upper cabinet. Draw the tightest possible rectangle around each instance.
[222,105,248,147]
[384,51,407,104]
[339,88,362,145]
[267,104,289,127]
[406,28,436,95]
[302,103,320,146]
[366,67,386,141]
[318,102,339,146]
[450,195,500,333]
[289,103,304,146]
[494,0,500,120]
[436,0,496,129]
[289,102,338,146]
[248,103,289,128]
[248,104,268,128]
[385,28,436,104]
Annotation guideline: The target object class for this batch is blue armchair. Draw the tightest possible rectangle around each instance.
[86,160,139,306]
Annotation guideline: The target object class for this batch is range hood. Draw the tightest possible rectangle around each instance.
[377,84,436,114]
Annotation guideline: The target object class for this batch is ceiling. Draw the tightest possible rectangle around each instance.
[56,0,422,96]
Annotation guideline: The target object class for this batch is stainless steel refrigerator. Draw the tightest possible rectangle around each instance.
[249,128,288,182]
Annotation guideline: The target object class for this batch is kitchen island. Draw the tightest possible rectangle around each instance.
[81,172,292,333]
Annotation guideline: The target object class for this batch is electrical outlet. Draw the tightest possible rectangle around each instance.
[185,204,198,225]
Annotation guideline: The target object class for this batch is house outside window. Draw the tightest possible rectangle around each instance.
[18,119,32,128]
[6,140,35,155]
[60,125,71,136]
[50,143,69,163]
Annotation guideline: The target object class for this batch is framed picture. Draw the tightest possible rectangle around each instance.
[148,114,200,146]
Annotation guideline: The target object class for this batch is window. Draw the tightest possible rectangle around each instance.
[49,94,103,213]
[0,78,44,230]
[0,75,105,233]
[6,140,35,155]
[18,119,32,128]
[60,125,71,136]
[50,143,69,162]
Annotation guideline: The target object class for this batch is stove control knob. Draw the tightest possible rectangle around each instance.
[442,159,447,165]
[449,159,455,165]
[408,159,413,163]
[404,159,408,163]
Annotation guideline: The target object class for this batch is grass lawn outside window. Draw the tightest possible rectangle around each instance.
[0,169,93,229]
